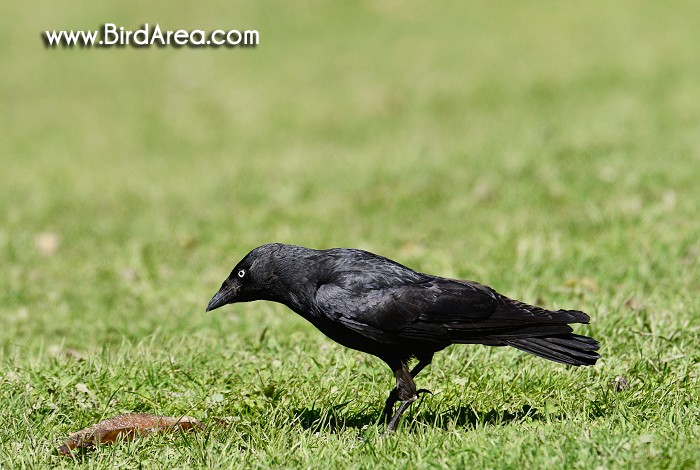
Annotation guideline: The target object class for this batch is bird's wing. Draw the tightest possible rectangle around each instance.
[315,276,501,344]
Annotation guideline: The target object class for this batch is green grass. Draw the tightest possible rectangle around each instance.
[1,0,699,467]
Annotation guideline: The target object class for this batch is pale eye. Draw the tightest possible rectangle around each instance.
[237,269,246,278]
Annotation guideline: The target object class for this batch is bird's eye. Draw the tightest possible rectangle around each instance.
[237,269,246,278]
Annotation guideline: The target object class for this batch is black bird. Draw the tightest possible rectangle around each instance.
[206,243,599,431]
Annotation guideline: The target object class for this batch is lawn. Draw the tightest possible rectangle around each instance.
[1,1,699,468]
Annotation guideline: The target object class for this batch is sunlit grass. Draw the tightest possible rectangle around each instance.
[1,0,699,467]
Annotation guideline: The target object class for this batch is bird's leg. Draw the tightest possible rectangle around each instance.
[409,357,432,378]
[409,357,433,398]
[382,356,433,422]
[385,363,418,432]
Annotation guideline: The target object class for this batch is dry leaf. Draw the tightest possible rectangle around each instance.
[49,345,87,361]
[63,348,87,361]
[178,235,199,250]
[75,383,95,399]
[610,376,630,392]
[624,297,644,310]
[59,413,203,457]
[119,268,139,282]
[35,232,60,256]
[398,241,424,258]
[562,277,599,292]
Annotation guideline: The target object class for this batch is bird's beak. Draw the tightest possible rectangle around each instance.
[206,284,238,312]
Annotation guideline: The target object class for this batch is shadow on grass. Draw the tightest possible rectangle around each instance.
[292,401,582,433]
[293,402,378,433]
[414,404,554,429]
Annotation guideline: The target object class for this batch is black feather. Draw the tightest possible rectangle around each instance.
[207,243,601,430]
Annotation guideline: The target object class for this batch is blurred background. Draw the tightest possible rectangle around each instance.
[1,1,699,352]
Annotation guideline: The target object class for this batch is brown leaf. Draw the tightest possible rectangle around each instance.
[59,413,203,457]
[624,297,644,310]
[178,235,199,250]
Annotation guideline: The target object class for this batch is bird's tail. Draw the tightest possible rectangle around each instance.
[491,303,599,366]
[504,333,599,366]
[447,303,600,366]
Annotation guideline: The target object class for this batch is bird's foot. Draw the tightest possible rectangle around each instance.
[385,397,417,433]
[383,389,433,433]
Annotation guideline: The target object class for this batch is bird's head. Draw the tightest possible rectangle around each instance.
[206,243,284,312]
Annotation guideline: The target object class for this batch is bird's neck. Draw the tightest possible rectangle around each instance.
[267,256,322,318]
[275,279,317,316]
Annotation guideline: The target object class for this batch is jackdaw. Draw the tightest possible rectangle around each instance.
[207,243,599,431]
